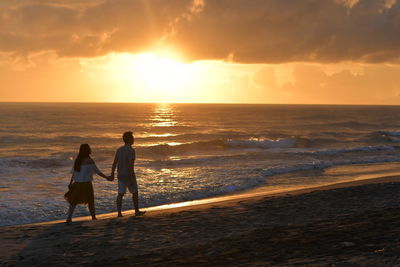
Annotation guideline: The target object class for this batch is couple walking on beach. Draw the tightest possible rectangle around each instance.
[64,131,145,223]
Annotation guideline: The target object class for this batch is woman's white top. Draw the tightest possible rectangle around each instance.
[72,164,101,182]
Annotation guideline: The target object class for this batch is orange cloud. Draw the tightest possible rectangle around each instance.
[0,0,194,58]
[254,63,400,104]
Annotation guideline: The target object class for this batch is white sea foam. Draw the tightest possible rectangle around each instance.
[380,130,400,136]
[261,156,400,177]
[225,138,296,149]
[296,145,395,156]
[0,156,72,170]
[378,130,400,142]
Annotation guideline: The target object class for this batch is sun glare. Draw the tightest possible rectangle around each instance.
[133,53,194,94]
[81,51,241,103]
[102,51,198,102]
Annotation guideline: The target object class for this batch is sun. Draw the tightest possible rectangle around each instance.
[133,53,195,94]
[82,50,222,103]
[101,51,199,102]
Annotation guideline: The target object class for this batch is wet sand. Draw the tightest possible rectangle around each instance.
[1,175,400,266]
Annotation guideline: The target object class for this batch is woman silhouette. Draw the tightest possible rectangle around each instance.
[65,144,111,223]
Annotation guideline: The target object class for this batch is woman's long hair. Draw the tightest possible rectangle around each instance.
[73,144,91,172]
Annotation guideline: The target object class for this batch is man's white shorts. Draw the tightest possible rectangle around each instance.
[118,178,138,194]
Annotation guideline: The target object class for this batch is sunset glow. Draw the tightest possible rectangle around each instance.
[89,52,202,103]
[0,0,400,104]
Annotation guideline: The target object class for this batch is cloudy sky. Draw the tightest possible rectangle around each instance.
[1,0,400,104]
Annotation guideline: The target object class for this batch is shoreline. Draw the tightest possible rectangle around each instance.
[1,174,400,266]
[14,173,400,228]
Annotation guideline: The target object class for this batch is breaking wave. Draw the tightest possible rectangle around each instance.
[138,137,299,156]
[261,156,400,177]
[0,157,72,171]
[296,145,396,156]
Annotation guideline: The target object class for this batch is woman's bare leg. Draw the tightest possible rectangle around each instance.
[66,204,76,223]
[88,202,96,220]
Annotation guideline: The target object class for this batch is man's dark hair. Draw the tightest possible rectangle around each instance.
[123,131,134,143]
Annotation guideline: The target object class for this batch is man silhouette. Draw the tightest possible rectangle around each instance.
[111,131,145,217]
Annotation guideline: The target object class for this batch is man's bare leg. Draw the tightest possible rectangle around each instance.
[132,191,145,216]
[117,193,124,217]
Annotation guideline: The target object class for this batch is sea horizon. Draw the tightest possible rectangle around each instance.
[2,101,400,106]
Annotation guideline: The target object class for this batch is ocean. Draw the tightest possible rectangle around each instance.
[1,103,400,226]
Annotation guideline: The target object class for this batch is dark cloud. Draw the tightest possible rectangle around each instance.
[1,0,400,63]
[170,0,400,63]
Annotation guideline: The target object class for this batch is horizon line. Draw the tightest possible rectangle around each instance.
[1,101,400,106]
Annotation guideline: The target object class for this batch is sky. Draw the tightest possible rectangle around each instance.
[1,0,400,104]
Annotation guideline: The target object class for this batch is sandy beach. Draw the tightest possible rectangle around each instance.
[1,175,400,266]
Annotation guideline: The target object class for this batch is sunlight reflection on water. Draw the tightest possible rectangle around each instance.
[146,133,177,137]
[150,103,177,127]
